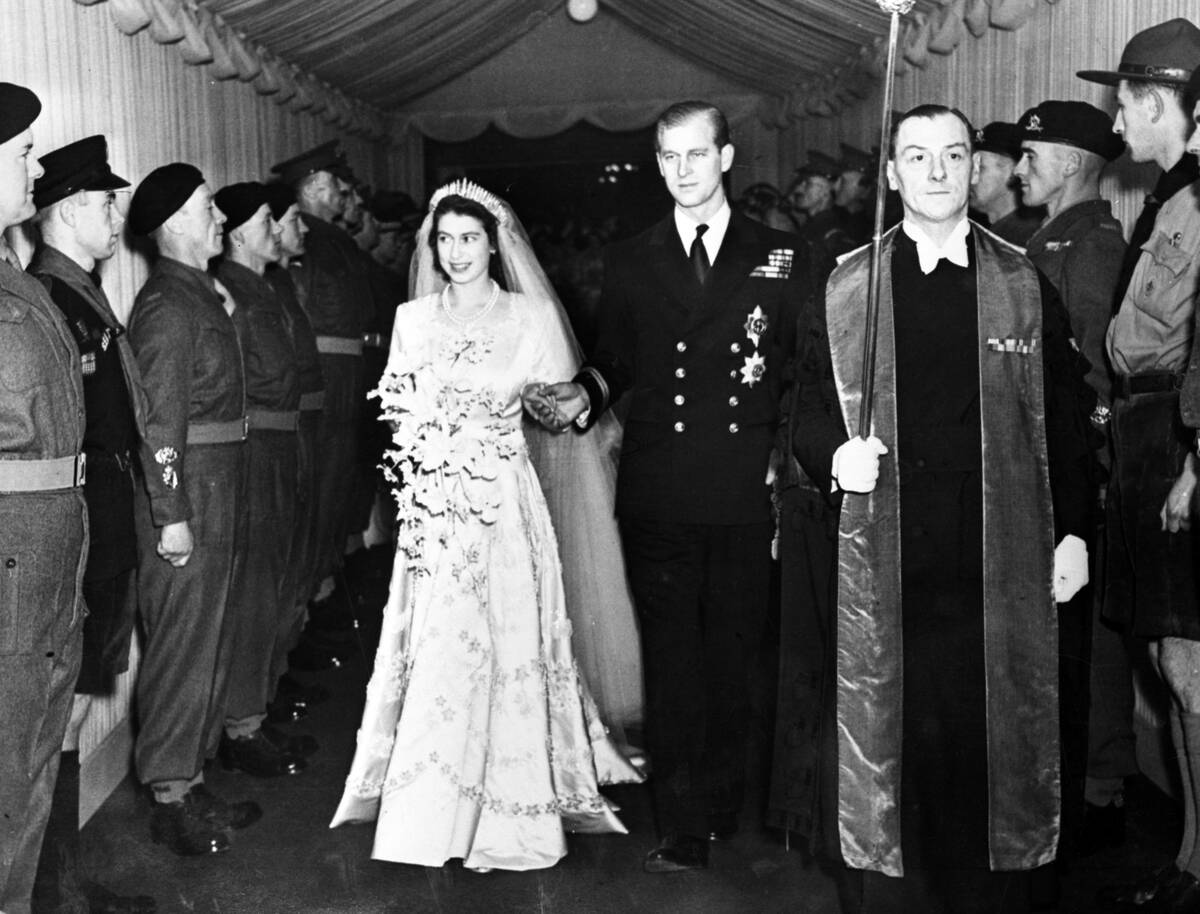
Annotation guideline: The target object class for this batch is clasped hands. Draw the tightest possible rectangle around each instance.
[831,436,1088,603]
[521,381,589,432]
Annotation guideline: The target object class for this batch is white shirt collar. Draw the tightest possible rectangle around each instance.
[674,201,731,265]
[902,217,970,274]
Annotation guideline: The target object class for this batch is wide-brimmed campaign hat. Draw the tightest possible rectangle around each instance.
[1077,18,1200,87]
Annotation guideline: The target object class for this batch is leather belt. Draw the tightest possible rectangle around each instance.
[1113,372,1183,399]
[0,453,86,492]
[316,335,364,356]
[248,408,299,432]
[186,417,248,445]
[362,332,388,349]
[299,391,326,411]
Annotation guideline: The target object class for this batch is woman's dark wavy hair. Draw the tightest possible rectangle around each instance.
[428,193,500,281]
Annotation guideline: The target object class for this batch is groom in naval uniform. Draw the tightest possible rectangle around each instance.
[533,99,817,872]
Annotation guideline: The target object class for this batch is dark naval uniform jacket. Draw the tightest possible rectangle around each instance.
[575,210,810,525]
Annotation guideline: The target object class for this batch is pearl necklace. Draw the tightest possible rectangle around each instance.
[441,279,499,327]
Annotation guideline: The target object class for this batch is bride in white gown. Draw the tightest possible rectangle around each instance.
[329,180,643,871]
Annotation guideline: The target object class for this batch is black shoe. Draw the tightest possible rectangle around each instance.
[1078,799,1126,856]
[276,673,330,706]
[708,811,738,842]
[265,696,309,724]
[643,833,709,873]
[186,784,262,831]
[220,731,306,777]
[1098,863,1184,908]
[288,639,344,672]
[261,722,319,758]
[83,880,157,914]
[149,800,230,856]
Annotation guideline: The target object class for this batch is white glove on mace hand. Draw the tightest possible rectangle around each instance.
[831,435,889,494]
[1053,533,1088,604]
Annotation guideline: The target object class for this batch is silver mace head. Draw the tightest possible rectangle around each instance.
[876,0,916,13]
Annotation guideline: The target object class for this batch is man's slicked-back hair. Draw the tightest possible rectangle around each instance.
[655,101,731,152]
[888,104,975,159]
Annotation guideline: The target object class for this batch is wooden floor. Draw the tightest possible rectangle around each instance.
[79,545,1179,914]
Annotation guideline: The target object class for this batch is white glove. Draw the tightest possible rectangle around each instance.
[831,436,889,494]
[1053,533,1088,603]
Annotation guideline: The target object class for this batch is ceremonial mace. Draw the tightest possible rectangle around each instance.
[857,0,916,439]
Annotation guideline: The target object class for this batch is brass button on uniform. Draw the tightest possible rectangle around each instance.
[729,423,739,434]
[676,341,687,353]
[675,368,686,379]
[674,395,685,406]
[729,370,738,380]
[730,342,741,354]
[674,421,685,433]
[728,396,739,407]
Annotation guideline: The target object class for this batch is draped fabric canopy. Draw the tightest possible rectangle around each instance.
[200,0,1056,122]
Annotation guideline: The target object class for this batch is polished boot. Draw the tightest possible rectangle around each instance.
[186,784,262,831]
[148,798,230,857]
[220,731,306,777]
[276,673,330,706]
[261,722,319,758]
[643,833,709,873]
[1146,871,1200,913]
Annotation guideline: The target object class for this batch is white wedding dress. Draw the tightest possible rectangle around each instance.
[329,291,642,871]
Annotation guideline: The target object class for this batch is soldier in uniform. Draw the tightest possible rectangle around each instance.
[262,182,330,714]
[126,163,261,856]
[28,135,156,914]
[212,181,314,777]
[1012,100,1133,857]
[1078,19,1200,910]
[789,153,855,261]
[969,121,1044,247]
[533,99,813,873]
[0,82,88,914]
[271,142,372,651]
[833,143,874,247]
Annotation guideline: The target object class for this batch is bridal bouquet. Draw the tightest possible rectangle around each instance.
[374,337,519,571]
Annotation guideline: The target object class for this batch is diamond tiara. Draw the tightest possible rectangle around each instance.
[427,178,507,225]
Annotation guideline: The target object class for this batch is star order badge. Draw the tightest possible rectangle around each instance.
[740,352,766,387]
[743,306,768,347]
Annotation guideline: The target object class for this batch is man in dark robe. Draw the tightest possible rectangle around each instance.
[791,105,1093,914]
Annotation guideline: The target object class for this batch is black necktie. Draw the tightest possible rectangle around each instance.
[690,224,710,285]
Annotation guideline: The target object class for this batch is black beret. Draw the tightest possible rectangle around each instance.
[1016,101,1125,162]
[1078,18,1200,87]
[270,140,341,187]
[264,182,297,221]
[34,135,129,210]
[128,162,204,236]
[0,83,41,146]
[973,122,1022,160]
[214,181,270,232]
